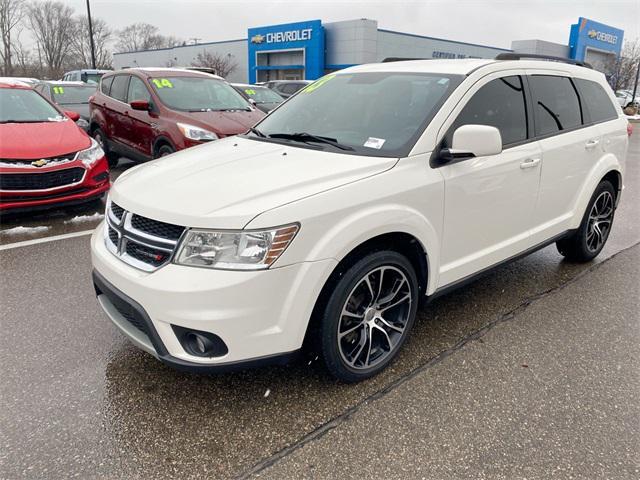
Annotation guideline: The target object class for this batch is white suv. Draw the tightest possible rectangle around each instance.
[92,57,628,382]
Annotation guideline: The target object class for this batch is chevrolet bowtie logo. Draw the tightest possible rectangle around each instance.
[251,34,265,44]
[587,29,597,39]
[31,159,49,167]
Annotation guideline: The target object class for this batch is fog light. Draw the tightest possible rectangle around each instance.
[172,325,228,357]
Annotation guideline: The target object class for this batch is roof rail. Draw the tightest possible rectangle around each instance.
[494,52,592,69]
[381,57,429,63]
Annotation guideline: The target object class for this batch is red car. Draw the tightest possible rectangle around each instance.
[0,81,109,213]
[90,68,265,166]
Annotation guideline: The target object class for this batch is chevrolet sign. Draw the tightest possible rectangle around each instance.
[587,29,618,45]
[252,28,313,45]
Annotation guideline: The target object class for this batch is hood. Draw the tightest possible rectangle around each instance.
[111,136,397,229]
[182,109,265,136]
[0,119,90,159]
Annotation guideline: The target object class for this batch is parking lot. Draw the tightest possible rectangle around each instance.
[1,130,638,479]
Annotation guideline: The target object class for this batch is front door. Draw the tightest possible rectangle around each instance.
[437,73,542,286]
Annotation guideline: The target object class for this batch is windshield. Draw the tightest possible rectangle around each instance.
[150,76,251,112]
[52,84,96,104]
[253,72,462,156]
[241,86,283,104]
[82,73,104,84]
[0,88,64,123]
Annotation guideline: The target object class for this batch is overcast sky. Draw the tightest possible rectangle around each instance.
[45,0,640,50]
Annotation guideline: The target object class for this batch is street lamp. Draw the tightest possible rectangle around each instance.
[86,0,96,69]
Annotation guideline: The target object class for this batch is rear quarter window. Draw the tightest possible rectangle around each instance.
[101,76,113,95]
[574,78,618,123]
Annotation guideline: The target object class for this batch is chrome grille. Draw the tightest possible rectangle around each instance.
[105,199,185,272]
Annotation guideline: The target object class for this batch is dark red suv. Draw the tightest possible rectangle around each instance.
[90,68,264,166]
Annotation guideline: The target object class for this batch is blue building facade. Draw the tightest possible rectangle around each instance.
[569,17,624,63]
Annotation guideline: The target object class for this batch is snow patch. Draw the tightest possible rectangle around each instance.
[1,225,51,235]
[64,212,104,224]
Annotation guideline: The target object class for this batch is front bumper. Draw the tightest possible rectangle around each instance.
[0,157,110,212]
[91,224,337,371]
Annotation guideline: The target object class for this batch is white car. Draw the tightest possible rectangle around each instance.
[92,57,628,382]
[615,90,639,108]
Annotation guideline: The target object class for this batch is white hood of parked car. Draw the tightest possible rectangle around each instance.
[110,136,397,229]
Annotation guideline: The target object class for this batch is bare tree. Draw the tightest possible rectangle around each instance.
[27,0,75,78]
[116,22,183,53]
[0,0,24,75]
[606,39,640,91]
[69,15,112,69]
[191,50,237,78]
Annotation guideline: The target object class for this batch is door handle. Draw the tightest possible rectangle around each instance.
[520,158,540,169]
[585,139,599,149]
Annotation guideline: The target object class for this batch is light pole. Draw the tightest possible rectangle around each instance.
[632,58,640,105]
[86,0,96,69]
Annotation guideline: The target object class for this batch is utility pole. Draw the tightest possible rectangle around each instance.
[632,57,640,105]
[86,0,97,69]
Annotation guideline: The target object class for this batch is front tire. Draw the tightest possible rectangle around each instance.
[317,251,419,383]
[156,144,175,157]
[556,180,616,262]
[92,128,119,168]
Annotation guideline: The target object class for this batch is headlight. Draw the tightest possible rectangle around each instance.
[174,224,299,270]
[177,122,218,141]
[76,138,104,167]
[76,118,89,129]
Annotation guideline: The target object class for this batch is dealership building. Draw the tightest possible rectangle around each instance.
[112,17,624,83]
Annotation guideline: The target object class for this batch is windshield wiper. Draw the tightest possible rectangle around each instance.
[248,127,266,138]
[0,119,50,124]
[267,132,354,151]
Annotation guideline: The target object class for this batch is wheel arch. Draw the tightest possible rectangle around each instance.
[569,154,623,230]
[152,135,176,157]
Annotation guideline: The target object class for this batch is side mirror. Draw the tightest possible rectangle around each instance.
[130,99,151,111]
[439,124,502,163]
[64,110,80,122]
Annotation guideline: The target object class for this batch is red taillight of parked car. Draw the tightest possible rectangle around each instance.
[627,122,633,137]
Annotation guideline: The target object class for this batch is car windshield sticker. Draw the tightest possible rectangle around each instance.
[364,137,386,149]
[152,78,174,89]
[53,86,64,94]
[244,88,256,95]
[301,74,335,94]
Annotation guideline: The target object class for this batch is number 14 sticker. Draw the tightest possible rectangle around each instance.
[152,78,173,89]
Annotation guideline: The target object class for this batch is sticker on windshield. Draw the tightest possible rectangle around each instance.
[53,86,64,94]
[364,137,386,149]
[152,78,173,89]
[244,88,256,95]
[301,74,335,93]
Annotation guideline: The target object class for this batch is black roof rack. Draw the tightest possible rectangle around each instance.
[494,52,592,69]
[382,57,429,63]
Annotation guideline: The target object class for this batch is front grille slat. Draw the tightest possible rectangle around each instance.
[0,167,84,190]
[106,205,184,271]
[131,215,184,240]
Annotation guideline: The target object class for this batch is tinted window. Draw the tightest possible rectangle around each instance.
[52,84,96,104]
[445,76,528,147]
[281,83,300,94]
[101,76,113,95]
[109,75,129,102]
[575,78,618,123]
[530,75,582,136]
[127,76,151,103]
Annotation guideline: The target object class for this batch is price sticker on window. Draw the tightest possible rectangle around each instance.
[244,89,256,95]
[152,78,173,89]
[53,86,65,95]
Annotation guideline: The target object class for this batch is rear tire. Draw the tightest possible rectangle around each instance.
[316,251,419,383]
[92,128,119,168]
[556,180,616,262]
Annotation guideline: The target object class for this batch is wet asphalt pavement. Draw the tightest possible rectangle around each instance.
[1,136,639,479]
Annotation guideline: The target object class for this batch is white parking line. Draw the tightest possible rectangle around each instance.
[0,230,94,251]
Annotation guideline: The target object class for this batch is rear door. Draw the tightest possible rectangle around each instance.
[104,74,130,145]
[437,72,542,286]
[526,73,602,244]
[123,75,154,157]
